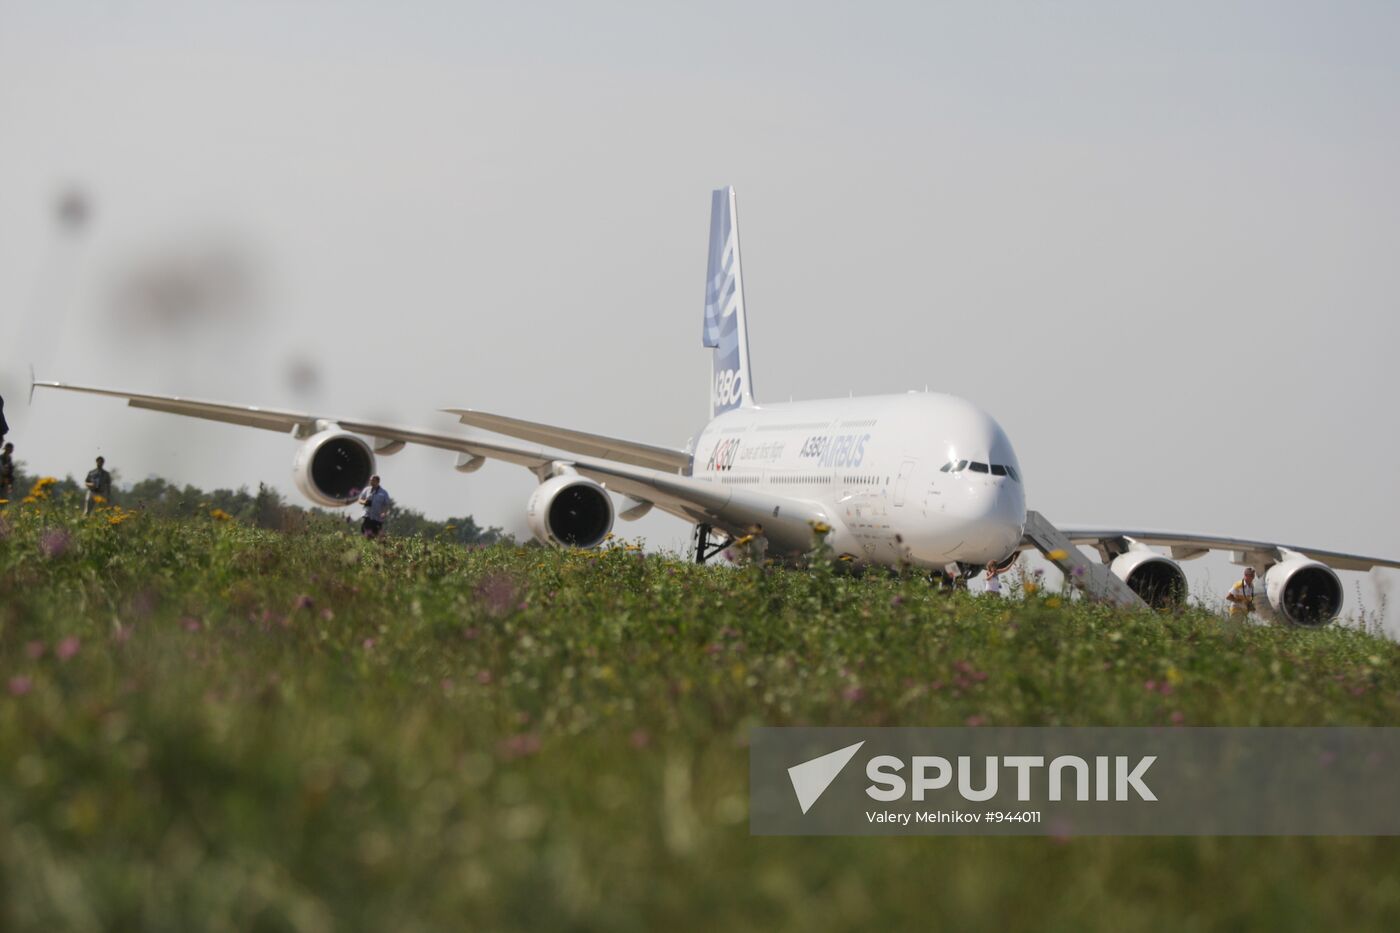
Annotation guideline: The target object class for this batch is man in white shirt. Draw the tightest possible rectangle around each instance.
[358,475,391,538]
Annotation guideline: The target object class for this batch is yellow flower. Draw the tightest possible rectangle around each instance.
[1024,582,1038,595]
[92,494,106,505]
[210,508,233,522]
[810,521,832,536]
[1046,596,1062,608]
[21,495,38,505]
[1046,549,1068,561]
[0,499,8,506]
[733,534,755,547]
[1165,666,1183,686]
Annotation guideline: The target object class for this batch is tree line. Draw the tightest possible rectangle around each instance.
[2,461,508,546]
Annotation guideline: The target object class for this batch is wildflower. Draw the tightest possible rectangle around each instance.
[92,494,106,505]
[475,573,521,618]
[810,520,832,536]
[629,729,651,749]
[210,508,233,522]
[25,641,46,660]
[476,670,494,685]
[499,732,542,759]
[842,685,866,703]
[56,636,81,661]
[1071,565,1086,578]
[362,638,376,651]
[1169,711,1185,726]
[1046,549,1068,561]
[890,595,905,608]
[965,715,986,727]
[39,528,71,559]
[8,676,33,697]
[181,617,202,632]
[292,594,315,611]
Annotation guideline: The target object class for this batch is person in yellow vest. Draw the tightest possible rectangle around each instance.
[1225,566,1256,618]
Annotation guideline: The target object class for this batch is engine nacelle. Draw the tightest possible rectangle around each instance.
[293,430,375,507]
[1265,556,1343,627]
[527,475,614,548]
[1110,550,1187,609]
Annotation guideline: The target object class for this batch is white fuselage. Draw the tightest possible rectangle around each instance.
[691,392,1027,570]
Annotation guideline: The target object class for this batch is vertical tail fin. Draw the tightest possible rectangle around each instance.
[703,186,756,417]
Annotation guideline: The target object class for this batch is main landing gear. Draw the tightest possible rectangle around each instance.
[691,523,733,565]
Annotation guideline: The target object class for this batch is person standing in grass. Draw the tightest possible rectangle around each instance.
[357,474,391,538]
[0,442,14,503]
[83,455,112,515]
[1225,566,1257,618]
[984,560,1003,596]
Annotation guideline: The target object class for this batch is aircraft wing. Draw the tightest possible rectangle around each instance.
[443,408,690,473]
[33,381,826,537]
[1050,527,1400,573]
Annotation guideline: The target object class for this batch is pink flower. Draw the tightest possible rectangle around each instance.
[181,617,202,632]
[39,528,71,559]
[1170,711,1185,726]
[440,678,454,693]
[362,638,376,651]
[25,641,46,660]
[293,594,315,611]
[965,715,986,727]
[476,670,494,685]
[8,676,33,696]
[499,732,542,759]
[1144,679,1157,692]
[56,636,81,661]
[475,573,522,618]
[842,685,866,703]
[629,728,651,749]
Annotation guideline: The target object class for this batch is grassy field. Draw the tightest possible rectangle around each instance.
[3,490,1400,931]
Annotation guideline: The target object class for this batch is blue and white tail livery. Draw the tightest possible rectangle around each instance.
[703,186,756,418]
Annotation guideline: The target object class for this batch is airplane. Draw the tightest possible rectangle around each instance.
[35,187,1400,627]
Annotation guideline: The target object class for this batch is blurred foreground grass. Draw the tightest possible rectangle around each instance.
[3,498,1400,931]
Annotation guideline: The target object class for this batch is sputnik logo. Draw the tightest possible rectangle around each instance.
[787,741,865,814]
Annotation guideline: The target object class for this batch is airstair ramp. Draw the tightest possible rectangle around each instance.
[1023,511,1148,610]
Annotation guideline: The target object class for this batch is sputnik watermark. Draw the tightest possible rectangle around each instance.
[751,728,1400,835]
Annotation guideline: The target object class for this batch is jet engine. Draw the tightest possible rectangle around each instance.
[1264,556,1343,627]
[293,430,375,507]
[527,475,614,548]
[1109,550,1188,609]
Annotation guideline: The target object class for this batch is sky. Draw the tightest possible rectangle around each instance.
[1,1,1397,630]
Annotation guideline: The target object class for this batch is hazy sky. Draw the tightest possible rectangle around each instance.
[2,2,1397,629]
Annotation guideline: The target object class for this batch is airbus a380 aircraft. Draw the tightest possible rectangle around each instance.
[37,188,1400,626]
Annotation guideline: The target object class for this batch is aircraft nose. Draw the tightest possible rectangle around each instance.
[948,479,1025,561]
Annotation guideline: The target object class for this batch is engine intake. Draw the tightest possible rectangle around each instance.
[1265,557,1343,627]
[1110,550,1187,609]
[293,430,375,507]
[527,475,614,548]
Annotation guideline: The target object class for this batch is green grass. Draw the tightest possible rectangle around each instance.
[3,495,1400,931]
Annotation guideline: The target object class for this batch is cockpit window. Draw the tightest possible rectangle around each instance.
[1004,465,1020,482]
[955,460,968,472]
[990,464,1007,476]
[968,462,989,474]
[940,461,953,472]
